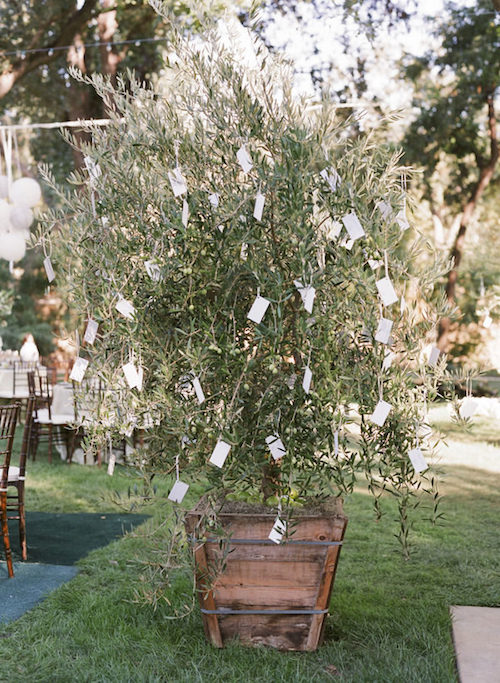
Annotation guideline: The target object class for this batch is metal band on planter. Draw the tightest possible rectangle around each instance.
[188,536,343,547]
[201,608,330,615]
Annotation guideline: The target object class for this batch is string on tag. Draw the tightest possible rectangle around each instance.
[41,235,52,259]
[75,329,80,355]
[13,131,22,176]
[415,420,419,449]
[175,453,180,482]
[401,171,407,193]
[0,128,13,192]
[174,139,180,169]
[384,250,389,280]
[334,429,339,457]
[378,375,384,401]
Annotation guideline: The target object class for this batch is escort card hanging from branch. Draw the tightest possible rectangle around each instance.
[247,295,270,324]
[253,192,265,221]
[376,276,398,307]
[192,375,205,405]
[209,440,231,468]
[320,167,341,192]
[302,366,312,394]
[70,357,89,383]
[236,145,253,173]
[182,199,189,227]
[208,192,219,208]
[43,256,55,283]
[269,516,287,544]
[83,319,98,345]
[168,167,187,197]
[341,212,365,242]
[293,280,316,314]
[168,454,189,503]
[408,446,428,473]
[115,297,136,320]
[374,317,393,345]
[266,433,286,461]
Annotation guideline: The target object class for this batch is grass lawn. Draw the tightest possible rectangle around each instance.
[1,408,499,682]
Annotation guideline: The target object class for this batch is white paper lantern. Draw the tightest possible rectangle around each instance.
[9,177,42,208]
[0,176,8,199]
[0,231,26,262]
[10,204,34,231]
[0,199,11,226]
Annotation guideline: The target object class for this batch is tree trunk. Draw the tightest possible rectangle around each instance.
[66,36,92,170]
[437,93,499,350]
[0,1,99,100]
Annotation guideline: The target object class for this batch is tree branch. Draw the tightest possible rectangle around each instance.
[0,0,100,99]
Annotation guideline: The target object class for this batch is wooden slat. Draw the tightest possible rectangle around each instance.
[218,614,313,651]
[209,559,324,588]
[213,584,317,609]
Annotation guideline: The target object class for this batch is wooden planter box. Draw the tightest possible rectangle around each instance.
[185,500,347,651]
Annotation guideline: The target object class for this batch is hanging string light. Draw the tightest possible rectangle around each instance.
[2,35,169,59]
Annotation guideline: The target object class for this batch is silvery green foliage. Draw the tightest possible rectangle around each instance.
[38,20,450,555]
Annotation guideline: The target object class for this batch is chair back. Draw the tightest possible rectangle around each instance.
[0,404,20,490]
[28,370,53,416]
[19,397,35,479]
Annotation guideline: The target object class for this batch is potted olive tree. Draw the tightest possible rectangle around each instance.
[38,14,448,651]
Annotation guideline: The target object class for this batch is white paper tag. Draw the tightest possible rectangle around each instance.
[369,399,392,427]
[400,295,406,315]
[396,208,410,231]
[168,168,187,197]
[168,480,189,503]
[217,224,224,233]
[43,256,55,283]
[382,349,395,371]
[375,317,393,344]
[83,319,98,345]
[320,167,341,192]
[265,434,286,461]
[122,361,139,389]
[253,192,265,221]
[136,365,144,392]
[428,346,440,367]
[70,357,89,383]
[342,212,365,241]
[115,298,136,320]
[460,397,478,419]
[145,260,162,283]
[376,277,398,307]
[247,295,270,324]
[368,258,383,270]
[240,243,248,261]
[341,237,354,250]
[192,376,205,404]
[408,447,428,473]
[209,193,219,208]
[327,220,343,240]
[236,145,253,173]
[294,281,316,314]
[84,156,101,183]
[302,366,312,394]
[377,200,392,220]
[209,440,231,468]
[483,314,492,329]
[269,516,287,544]
[107,451,116,476]
[182,199,189,227]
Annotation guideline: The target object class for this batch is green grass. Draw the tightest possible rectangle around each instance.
[1,416,499,682]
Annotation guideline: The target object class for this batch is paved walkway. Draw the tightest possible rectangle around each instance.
[451,606,500,682]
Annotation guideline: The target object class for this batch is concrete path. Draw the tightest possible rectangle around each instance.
[451,606,500,683]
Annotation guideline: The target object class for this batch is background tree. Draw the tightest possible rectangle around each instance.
[402,1,499,351]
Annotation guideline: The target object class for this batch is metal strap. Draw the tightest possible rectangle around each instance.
[189,536,342,547]
[201,607,329,615]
